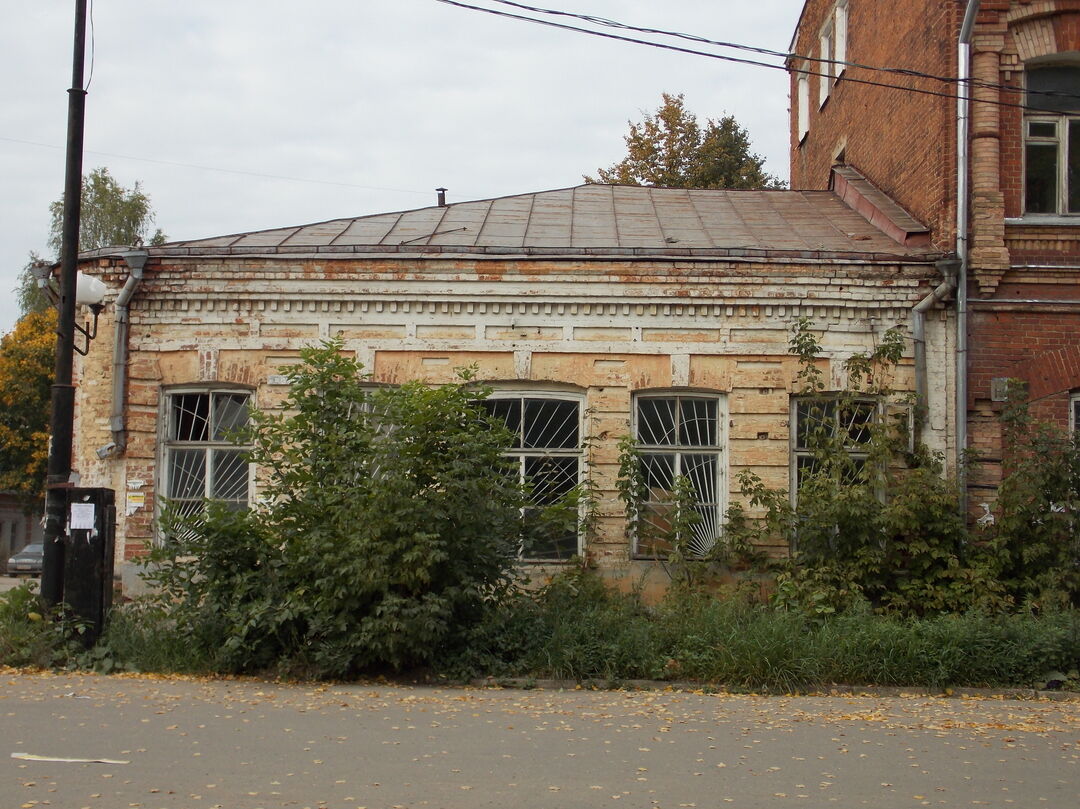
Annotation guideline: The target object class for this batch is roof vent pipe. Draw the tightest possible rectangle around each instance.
[436,187,447,207]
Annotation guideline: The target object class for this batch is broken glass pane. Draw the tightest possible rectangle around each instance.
[171,394,209,442]
[213,393,250,440]
[638,398,677,446]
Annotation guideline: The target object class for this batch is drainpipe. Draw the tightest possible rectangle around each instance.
[913,258,959,410]
[109,251,148,454]
[956,1,978,493]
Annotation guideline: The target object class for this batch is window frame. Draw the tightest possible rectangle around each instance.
[158,386,255,536]
[819,21,834,107]
[1071,392,1080,433]
[478,390,585,563]
[789,394,879,504]
[797,66,810,142]
[1023,64,1080,217]
[631,391,727,560]
[834,0,848,77]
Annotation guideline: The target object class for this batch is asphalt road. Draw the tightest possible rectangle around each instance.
[2,671,1078,809]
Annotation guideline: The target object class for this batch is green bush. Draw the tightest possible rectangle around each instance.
[0,583,82,668]
[435,570,1080,691]
[143,341,524,678]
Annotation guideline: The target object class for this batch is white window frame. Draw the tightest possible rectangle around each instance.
[1023,64,1080,216]
[479,391,585,562]
[631,391,727,560]
[1024,114,1080,216]
[819,21,834,107]
[790,395,878,504]
[159,386,255,535]
[797,67,810,142]
[1071,392,1080,433]
[834,0,848,76]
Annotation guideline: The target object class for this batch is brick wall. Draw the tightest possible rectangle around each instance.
[73,251,949,594]
[789,0,961,248]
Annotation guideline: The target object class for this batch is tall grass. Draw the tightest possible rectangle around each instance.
[449,571,1080,691]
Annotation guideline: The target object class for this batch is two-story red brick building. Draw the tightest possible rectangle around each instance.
[791,0,1080,500]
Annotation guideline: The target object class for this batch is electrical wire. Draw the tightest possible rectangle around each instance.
[85,0,95,91]
[435,0,1080,112]
[484,0,1080,102]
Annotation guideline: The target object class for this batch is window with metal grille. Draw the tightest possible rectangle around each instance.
[162,390,252,524]
[478,394,583,561]
[633,393,725,559]
[1024,66,1080,216]
[791,396,876,497]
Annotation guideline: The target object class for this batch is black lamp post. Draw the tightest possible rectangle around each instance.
[41,0,90,608]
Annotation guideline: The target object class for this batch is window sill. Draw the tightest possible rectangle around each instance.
[1005,215,1080,227]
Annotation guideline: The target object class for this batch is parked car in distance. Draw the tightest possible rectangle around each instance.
[6,543,44,577]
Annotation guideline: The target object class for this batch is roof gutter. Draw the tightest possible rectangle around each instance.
[108,251,148,455]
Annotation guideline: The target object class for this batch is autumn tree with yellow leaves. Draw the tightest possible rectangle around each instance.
[0,309,57,497]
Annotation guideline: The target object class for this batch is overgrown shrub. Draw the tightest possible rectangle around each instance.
[988,389,1080,607]
[0,583,82,668]
[143,341,525,678]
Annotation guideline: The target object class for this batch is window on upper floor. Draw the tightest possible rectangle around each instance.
[819,22,834,107]
[632,393,726,559]
[1071,392,1080,433]
[797,68,810,142]
[477,393,584,561]
[1024,65,1080,216]
[161,389,253,527]
[834,0,847,71]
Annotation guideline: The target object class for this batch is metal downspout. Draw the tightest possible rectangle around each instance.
[957,1,978,491]
[110,251,147,454]
[913,260,959,408]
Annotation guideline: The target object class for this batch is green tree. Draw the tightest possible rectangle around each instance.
[145,341,526,677]
[16,167,167,317]
[586,93,784,190]
[0,309,57,498]
[3,168,168,498]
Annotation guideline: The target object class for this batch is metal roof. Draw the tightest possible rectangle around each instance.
[161,184,939,260]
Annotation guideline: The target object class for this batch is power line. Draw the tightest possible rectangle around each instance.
[485,0,1080,102]
[435,0,1080,112]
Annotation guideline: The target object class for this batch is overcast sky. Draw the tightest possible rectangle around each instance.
[1,0,802,334]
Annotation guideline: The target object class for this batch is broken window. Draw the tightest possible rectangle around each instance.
[1024,66,1080,215]
[791,396,876,497]
[633,394,725,559]
[478,395,582,561]
[163,390,252,526]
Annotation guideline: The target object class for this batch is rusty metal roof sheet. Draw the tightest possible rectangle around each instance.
[163,184,941,260]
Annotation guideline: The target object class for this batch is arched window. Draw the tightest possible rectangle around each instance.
[632,392,727,559]
[478,393,584,561]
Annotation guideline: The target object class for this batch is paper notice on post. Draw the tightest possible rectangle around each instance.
[69,503,96,530]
